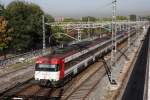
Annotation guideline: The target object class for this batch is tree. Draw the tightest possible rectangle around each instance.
[116,16,127,20]
[63,17,79,22]
[143,16,150,21]
[44,14,55,46]
[0,4,4,16]
[52,25,64,42]
[0,16,12,59]
[82,16,97,22]
[102,17,112,21]
[45,14,54,23]
[102,16,128,21]
[130,14,137,21]
[4,1,45,52]
[51,25,71,45]
[147,16,150,21]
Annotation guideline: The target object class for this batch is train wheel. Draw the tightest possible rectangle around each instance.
[69,76,72,81]
[46,82,52,88]
[39,80,47,87]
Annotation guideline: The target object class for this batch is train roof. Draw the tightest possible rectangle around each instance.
[37,36,111,61]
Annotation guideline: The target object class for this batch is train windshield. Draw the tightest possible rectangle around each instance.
[35,64,60,72]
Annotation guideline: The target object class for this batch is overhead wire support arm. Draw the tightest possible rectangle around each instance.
[59,33,79,41]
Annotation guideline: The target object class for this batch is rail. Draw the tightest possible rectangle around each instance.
[0,26,144,100]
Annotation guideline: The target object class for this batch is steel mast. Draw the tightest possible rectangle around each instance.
[111,0,117,83]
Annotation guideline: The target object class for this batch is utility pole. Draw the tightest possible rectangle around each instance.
[111,0,117,65]
[88,17,90,39]
[128,17,131,51]
[136,20,138,41]
[113,0,117,52]
[110,0,117,84]
[42,15,46,54]
[77,28,82,41]
[136,20,140,42]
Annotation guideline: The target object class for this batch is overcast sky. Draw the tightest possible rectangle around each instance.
[0,0,150,18]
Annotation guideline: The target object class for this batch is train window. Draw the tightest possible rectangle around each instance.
[35,64,60,72]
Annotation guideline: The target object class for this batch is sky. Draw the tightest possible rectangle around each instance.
[0,0,150,18]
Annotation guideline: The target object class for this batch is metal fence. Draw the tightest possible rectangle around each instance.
[0,48,51,68]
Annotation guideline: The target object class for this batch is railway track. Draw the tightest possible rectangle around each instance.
[61,33,139,100]
[0,83,62,100]
[0,32,138,100]
[61,46,126,100]
[63,62,105,100]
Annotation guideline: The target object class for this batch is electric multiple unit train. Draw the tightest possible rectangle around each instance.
[34,30,135,87]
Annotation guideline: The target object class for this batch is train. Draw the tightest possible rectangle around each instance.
[34,30,135,87]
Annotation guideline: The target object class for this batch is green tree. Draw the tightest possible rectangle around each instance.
[51,25,71,45]
[63,17,78,22]
[82,16,97,22]
[45,14,54,23]
[102,17,112,21]
[116,16,127,20]
[4,1,45,52]
[0,4,5,15]
[130,14,137,21]
[146,16,150,21]
[44,14,55,47]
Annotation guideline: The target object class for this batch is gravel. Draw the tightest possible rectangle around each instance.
[0,65,34,93]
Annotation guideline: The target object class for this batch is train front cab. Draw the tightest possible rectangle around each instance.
[34,58,64,87]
